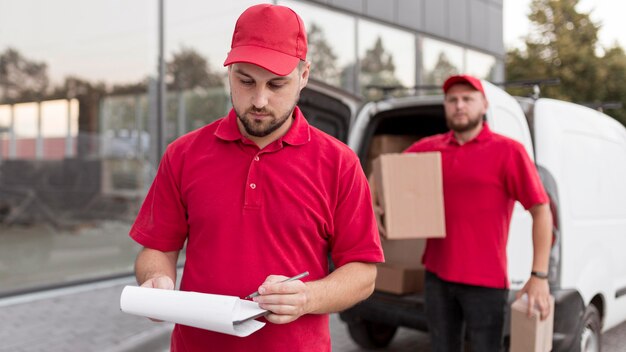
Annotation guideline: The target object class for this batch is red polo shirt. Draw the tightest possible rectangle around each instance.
[130,107,383,352]
[405,124,547,288]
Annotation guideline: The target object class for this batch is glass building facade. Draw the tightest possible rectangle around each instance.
[0,0,503,295]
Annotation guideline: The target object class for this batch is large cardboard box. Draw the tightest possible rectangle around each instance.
[376,236,426,295]
[373,153,445,239]
[380,237,425,268]
[366,134,421,175]
[375,263,425,295]
[510,295,555,352]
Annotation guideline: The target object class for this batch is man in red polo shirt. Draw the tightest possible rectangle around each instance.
[404,74,553,351]
[129,4,384,351]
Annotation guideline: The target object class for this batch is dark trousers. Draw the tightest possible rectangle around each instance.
[424,271,508,352]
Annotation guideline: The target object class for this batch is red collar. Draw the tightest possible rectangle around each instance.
[215,106,311,147]
[444,122,493,145]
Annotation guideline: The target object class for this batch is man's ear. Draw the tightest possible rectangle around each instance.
[299,61,311,90]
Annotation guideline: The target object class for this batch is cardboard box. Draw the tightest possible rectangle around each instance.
[510,295,555,352]
[373,153,446,239]
[366,134,421,175]
[375,263,425,295]
[380,237,425,268]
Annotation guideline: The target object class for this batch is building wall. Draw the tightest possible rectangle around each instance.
[305,0,505,80]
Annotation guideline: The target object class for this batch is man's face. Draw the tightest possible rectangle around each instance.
[228,62,309,138]
[443,84,488,133]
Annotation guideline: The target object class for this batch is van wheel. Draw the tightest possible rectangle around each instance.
[579,305,601,352]
[347,320,398,349]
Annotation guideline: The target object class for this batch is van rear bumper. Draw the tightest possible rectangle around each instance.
[339,288,585,352]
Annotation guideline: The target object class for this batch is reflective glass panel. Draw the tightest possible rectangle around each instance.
[422,37,464,87]
[279,0,357,92]
[466,49,497,80]
[0,0,262,295]
[358,19,416,100]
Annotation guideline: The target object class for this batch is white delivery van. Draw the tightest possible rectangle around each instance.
[299,79,626,352]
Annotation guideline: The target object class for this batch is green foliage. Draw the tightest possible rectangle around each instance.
[167,46,224,91]
[506,0,626,125]
[0,47,49,103]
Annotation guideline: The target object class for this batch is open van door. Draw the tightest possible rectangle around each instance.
[298,78,361,142]
[481,81,537,292]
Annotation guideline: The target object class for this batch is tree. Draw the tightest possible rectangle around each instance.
[307,23,340,85]
[595,45,626,125]
[0,48,49,103]
[167,46,223,91]
[360,37,402,100]
[506,0,626,125]
[165,47,227,138]
[424,52,459,86]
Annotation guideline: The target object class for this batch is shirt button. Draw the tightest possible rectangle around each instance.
[250,183,256,189]
[254,156,260,161]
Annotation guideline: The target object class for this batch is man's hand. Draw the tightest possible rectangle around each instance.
[252,275,310,324]
[516,276,551,320]
[140,275,175,322]
[140,275,175,290]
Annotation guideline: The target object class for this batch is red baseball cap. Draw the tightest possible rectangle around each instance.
[223,4,307,76]
[442,74,485,96]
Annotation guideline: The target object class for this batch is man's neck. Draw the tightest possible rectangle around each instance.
[453,121,484,145]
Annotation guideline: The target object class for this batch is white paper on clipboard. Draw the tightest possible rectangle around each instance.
[120,286,267,337]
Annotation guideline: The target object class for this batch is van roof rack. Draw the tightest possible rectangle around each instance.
[367,78,562,100]
[580,102,623,113]
[492,78,561,99]
[365,84,442,100]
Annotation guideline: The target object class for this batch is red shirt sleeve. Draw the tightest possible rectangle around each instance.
[129,147,189,252]
[329,157,384,267]
[505,142,549,209]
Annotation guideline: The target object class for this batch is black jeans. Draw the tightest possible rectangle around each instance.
[425,271,508,352]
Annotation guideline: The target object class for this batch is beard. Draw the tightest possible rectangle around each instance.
[446,112,484,133]
[232,94,299,138]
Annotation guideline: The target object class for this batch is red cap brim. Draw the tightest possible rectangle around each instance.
[224,45,301,76]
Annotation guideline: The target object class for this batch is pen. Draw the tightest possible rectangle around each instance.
[244,271,309,299]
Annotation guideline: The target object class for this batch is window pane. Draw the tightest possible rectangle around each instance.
[466,50,497,80]
[0,0,281,296]
[279,0,357,92]
[422,37,464,87]
[358,20,416,100]
[0,0,158,294]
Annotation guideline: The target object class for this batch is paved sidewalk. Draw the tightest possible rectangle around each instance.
[0,274,422,352]
[0,276,171,352]
[2,276,625,352]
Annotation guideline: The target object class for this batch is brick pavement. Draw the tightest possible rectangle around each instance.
[0,277,171,352]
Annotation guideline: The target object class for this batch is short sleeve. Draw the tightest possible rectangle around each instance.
[330,158,384,268]
[505,143,549,209]
[129,148,189,251]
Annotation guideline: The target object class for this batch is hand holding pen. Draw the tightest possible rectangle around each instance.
[245,271,309,299]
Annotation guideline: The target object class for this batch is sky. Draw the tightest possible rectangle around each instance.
[504,0,626,51]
